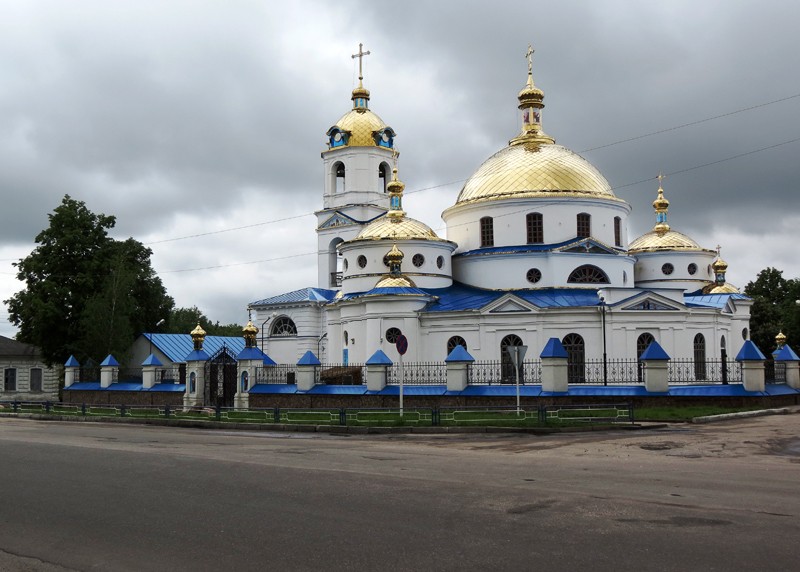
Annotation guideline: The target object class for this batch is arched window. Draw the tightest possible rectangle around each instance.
[189,372,196,394]
[334,162,345,193]
[568,265,609,284]
[343,330,349,347]
[240,371,249,392]
[329,237,344,287]
[577,213,591,238]
[378,162,390,193]
[500,334,524,383]
[526,213,543,244]
[694,333,707,381]
[447,336,467,354]
[271,317,297,337]
[636,332,656,383]
[480,217,494,247]
[614,216,622,247]
[562,333,585,384]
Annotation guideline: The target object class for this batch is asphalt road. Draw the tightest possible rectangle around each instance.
[1,416,798,571]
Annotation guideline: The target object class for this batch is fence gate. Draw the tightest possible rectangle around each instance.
[204,346,238,407]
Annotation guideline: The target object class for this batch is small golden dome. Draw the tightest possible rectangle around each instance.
[628,230,706,253]
[712,257,729,273]
[385,243,404,264]
[242,320,258,336]
[453,144,617,206]
[190,322,206,339]
[776,331,787,346]
[374,275,417,288]
[355,216,440,241]
[330,108,387,147]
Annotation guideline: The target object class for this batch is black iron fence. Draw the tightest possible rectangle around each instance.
[581,359,640,385]
[387,362,447,385]
[668,359,742,384]
[765,361,787,384]
[256,365,297,385]
[468,361,542,385]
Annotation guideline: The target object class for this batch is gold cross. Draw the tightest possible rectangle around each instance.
[352,43,371,82]
[525,44,534,74]
[657,172,665,188]
[716,245,722,256]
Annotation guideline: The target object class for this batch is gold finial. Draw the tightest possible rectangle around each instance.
[653,174,670,234]
[190,322,206,351]
[242,320,258,348]
[386,167,406,221]
[526,44,534,76]
[352,43,371,86]
[776,331,787,349]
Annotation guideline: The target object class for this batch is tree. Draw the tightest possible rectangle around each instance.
[4,196,174,365]
[165,306,243,337]
[744,267,800,354]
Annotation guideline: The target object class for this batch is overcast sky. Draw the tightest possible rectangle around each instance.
[2,0,799,339]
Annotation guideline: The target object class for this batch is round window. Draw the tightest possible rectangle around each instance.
[412,254,425,267]
[688,263,697,275]
[385,327,402,343]
[662,263,674,276]
[436,256,444,269]
[357,255,367,269]
[382,255,390,267]
[526,268,542,284]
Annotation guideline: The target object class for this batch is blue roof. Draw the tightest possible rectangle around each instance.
[342,287,429,301]
[100,354,120,367]
[248,383,298,394]
[141,353,163,367]
[64,355,80,367]
[297,351,321,365]
[540,338,568,359]
[306,385,368,395]
[262,354,277,366]
[421,283,603,313]
[185,349,210,362]
[144,333,244,363]
[251,287,338,306]
[736,340,766,361]
[373,385,448,396]
[684,292,750,309]
[445,345,474,362]
[366,349,393,365]
[775,345,800,361]
[640,340,670,360]
[237,347,265,361]
[454,237,619,258]
[148,383,186,392]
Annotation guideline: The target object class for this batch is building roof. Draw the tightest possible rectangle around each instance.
[143,333,245,363]
[684,292,749,309]
[0,335,40,358]
[250,287,338,306]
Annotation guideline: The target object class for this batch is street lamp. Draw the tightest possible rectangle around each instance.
[598,289,608,386]
[149,318,165,357]
[260,311,277,354]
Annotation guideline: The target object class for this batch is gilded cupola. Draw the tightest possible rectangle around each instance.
[374,243,417,288]
[242,320,258,348]
[190,322,206,350]
[509,44,554,147]
[702,248,740,294]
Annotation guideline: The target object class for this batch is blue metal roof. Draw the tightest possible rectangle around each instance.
[540,338,568,359]
[237,347,265,361]
[684,292,750,309]
[421,283,603,313]
[366,349,393,365]
[251,287,338,306]
[736,340,766,361]
[248,383,298,394]
[306,385,367,395]
[144,334,244,363]
[373,385,448,396]
[297,351,321,365]
[64,355,80,367]
[775,345,800,361]
[141,354,163,367]
[148,383,186,392]
[100,354,120,367]
[640,341,670,360]
[445,345,474,362]
[454,237,620,258]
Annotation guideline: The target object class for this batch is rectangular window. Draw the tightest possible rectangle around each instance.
[614,216,621,247]
[4,368,17,392]
[30,368,43,392]
[577,213,591,238]
[526,213,543,244]
[480,217,494,248]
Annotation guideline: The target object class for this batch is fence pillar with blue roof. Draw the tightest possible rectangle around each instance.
[775,345,800,389]
[99,354,119,389]
[366,350,392,391]
[736,341,766,392]
[540,338,568,392]
[64,355,80,388]
[296,351,321,391]
[234,321,263,409]
[445,346,473,391]
[141,353,162,389]
[639,341,670,393]
[184,323,210,408]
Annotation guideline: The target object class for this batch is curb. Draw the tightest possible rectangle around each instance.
[692,407,799,424]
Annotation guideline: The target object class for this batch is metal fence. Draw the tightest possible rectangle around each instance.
[668,359,742,384]
[581,359,641,385]
[468,361,542,385]
[255,365,298,385]
[765,361,787,384]
[387,362,447,385]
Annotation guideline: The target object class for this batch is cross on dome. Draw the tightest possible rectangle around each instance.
[351,43,371,84]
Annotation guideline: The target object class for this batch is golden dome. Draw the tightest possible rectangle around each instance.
[190,322,206,338]
[628,229,706,253]
[454,143,618,206]
[712,257,729,273]
[331,108,387,147]
[355,216,440,241]
[374,275,417,288]
[776,331,787,346]
[702,283,740,294]
[385,243,404,265]
[242,320,258,335]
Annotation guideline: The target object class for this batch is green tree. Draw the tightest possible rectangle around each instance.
[744,267,800,354]
[4,196,174,364]
[165,306,243,337]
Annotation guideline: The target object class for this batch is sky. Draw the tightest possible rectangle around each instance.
[1,0,799,339]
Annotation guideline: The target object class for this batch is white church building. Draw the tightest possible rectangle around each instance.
[249,48,751,375]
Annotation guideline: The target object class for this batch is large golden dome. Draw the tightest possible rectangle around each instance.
[628,229,705,253]
[332,108,387,147]
[455,143,618,206]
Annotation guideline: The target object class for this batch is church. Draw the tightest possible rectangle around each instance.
[248,46,751,376]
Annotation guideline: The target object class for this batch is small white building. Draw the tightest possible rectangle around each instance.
[0,335,59,401]
[249,49,751,374]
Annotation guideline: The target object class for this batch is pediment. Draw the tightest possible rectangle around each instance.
[555,238,619,255]
[620,293,682,311]
[319,212,357,229]
[486,294,537,314]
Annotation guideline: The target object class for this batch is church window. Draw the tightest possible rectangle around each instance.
[694,334,707,380]
[189,372,196,394]
[30,368,43,392]
[636,333,656,382]
[662,263,674,276]
[241,371,249,392]
[271,317,298,337]
[343,331,349,346]
[343,259,348,271]
[500,334,524,383]
[526,213,543,244]
[526,268,542,284]
[741,328,748,340]
[357,255,367,269]
[614,217,622,247]
[567,265,609,284]
[412,254,425,267]
[480,217,494,247]
[379,162,390,193]
[385,327,402,344]
[4,368,17,391]
[334,162,345,193]
[623,270,628,284]
[577,213,591,238]
[562,334,585,384]
[688,263,697,275]
[447,336,467,354]
[436,256,444,269]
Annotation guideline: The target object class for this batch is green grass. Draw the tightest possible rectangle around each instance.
[633,405,767,422]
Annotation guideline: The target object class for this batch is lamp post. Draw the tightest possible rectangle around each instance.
[598,290,608,386]
[260,311,277,354]
[149,318,165,358]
